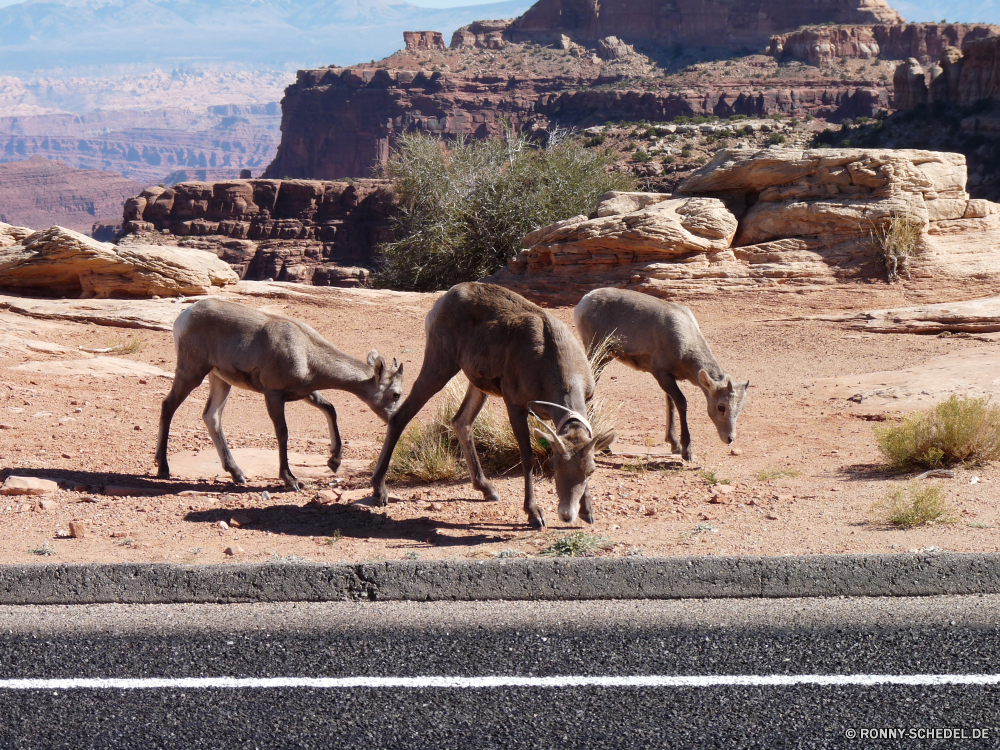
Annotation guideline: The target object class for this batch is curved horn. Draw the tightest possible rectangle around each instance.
[532,418,568,457]
[529,400,593,438]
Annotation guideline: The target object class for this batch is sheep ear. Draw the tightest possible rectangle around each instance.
[589,429,615,453]
[697,369,715,391]
[533,424,568,458]
[372,356,385,380]
[367,349,378,367]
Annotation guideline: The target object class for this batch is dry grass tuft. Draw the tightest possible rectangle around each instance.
[541,531,611,557]
[871,482,954,528]
[867,210,922,282]
[875,395,1000,470]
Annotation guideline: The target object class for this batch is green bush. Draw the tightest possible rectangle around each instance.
[875,395,1000,469]
[631,150,653,163]
[374,129,634,291]
[768,133,787,145]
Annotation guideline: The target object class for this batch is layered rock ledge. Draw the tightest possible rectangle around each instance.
[495,147,1000,304]
[120,178,394,287]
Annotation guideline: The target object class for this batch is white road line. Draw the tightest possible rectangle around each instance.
[0,675,998,690]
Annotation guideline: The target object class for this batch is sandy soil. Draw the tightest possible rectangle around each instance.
[1,281,999,565]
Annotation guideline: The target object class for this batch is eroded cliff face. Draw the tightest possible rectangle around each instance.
[120,178,394,287]
[264,66,889,180]
[767,23,998,67]
[507,0,902,50]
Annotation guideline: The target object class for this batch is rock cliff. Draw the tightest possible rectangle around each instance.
[493,148,1000,303]
[507,0,902,50]
[0,157,141,235]
[767,23,998,67]
[119,178,395,287]
[894,35,1000,110]
[264,65,889,180]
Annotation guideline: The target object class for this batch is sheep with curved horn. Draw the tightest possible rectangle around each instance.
[371,283,614,527]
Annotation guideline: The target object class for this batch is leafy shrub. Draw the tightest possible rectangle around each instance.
[631,150,653,163]
[875,395,1000,469]
[767,133,787,145]
[541,531,611,557]
[583,134,606,148]
[680,146,693,157]
[374,129,634,291]
[868,210,922,282]
[871,483,953,528]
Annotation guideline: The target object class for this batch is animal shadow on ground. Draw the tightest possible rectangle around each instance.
[838,462,897,483]
[0,467,264,496]
[185,498,514,547]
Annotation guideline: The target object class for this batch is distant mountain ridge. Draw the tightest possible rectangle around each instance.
[0,0,533,73]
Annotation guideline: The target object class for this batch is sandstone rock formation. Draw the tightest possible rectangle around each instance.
[404,32,446,51]
[119,178,394,287]
[507,0,902,50]
[0,157,141,235]
[495,148,1000,303]
[0,223,238,298]
[895,36,1000,112]
[768,23,997,67]
[450,20,514,49]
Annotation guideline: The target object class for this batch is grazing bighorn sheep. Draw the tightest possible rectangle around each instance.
[156,298,404,490]
[371,283,615,527]
[575,288,748,461]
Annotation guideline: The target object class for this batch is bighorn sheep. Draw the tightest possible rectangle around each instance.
[371,283,615,527]
[155,298,404,490]
[575,288,748,461]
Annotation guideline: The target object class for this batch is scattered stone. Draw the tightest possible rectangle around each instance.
[224,545,245,556]
[61,453,72,459]
[1,476,60,495]
[68,521,88,538]
[37,499,59,511]
[428,502,444,512]
[261,490,271,502]
[0,424,12,430]
[315,489,341,504]
[765,513,780,520]
[134,425,142,431]
[730,448,743,456]
[217,520,229,530]
[229,513,251,528]
[110,531,129,538]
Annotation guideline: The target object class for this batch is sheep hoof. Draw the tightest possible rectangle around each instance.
[528,510,546,528]
[155,467,170,479]
[328,456,342,473]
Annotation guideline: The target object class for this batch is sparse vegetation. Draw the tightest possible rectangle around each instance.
[871,482,953,528]
[867,210,922,282]
[29,543,55,556]
[700,469,730,486]
[756,468,802,481]
[875,395,1000,469]
[541,531,611,557]
[374,128,634,291]
[767,133,787,145]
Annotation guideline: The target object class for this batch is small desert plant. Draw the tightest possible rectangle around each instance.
[756,468,803,481]
[875,395,1000,469]
[700,469,730,486]
[541,531,611,557]
[867,210,922,282]
[871,482,953,528]
[29,543,55,556]
[767,133,787,145]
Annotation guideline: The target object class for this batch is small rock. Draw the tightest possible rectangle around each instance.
[709,494,731,505]
[61,453,72,459]
[229,513,251,528]
[765,513,779,521]
[138,378,148,385]
[340,489,373,504]
[0,424,12,430]
[644,508,656,516]
[69,521,88,538]
[224,545,245,556]
[110,531,129,538]
[698,512,718,521]
[217,520,229,530]
[38,499,59,511]
[1,476,60,495]
[261,491,271,502]
[73,408,83,414]
[428,502,444,512]
[316,489,341,504]
[970,476,981,484]
[136,506,152,512]
[134,425,142,431]
[31,412,52,418]
[730,448,743,456]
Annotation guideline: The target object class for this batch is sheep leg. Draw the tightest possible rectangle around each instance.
[506,402,544,528]
[372,363,459,506]
[657,373,692,462]
[665,392,682,455]
[202,374,246,485]
[155,368,208,479]
[452,383,498,502]
[579,485,594,525]
[264,390,299,491]
[306,392,342,473]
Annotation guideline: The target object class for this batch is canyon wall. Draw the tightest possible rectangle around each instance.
[0,156,141,234]
[120,178,395,287]
[894,36,1000,112]
[507,0,902,50]
[264,67,888,180]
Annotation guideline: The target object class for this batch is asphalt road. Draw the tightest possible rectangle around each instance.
[1,597,1000,749]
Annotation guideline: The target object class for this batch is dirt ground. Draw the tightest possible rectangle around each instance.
[2,280,1000,565]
